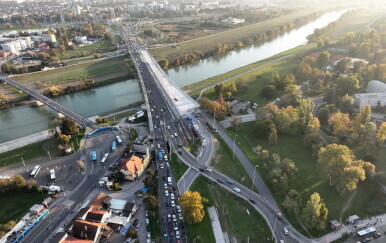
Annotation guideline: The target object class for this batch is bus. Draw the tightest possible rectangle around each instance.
[356,227,376,238]
[112,141,117,152]
[91,151,97,162]
[101,153,109,164]
[50,169,55,181]
[116,136,123,145]
[30,165,41,178]
[158,152,163,161]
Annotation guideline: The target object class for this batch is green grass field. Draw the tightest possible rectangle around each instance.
[188,176,272,242]
[0,139,51,167]
[149,5,335,61]
[59,40,117,59]
[319,7,386,41]
[9,56,131,90]
[169,153,188,182]
[0,192,46,224]
[226,122,383,237]
[211,134,255,190]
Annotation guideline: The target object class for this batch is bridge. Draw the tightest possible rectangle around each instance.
[0,74,98,129]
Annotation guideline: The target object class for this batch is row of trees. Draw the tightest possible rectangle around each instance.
[44,78,95,97]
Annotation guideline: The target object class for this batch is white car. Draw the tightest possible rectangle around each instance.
[171,200,175,207]
[176,230,180,239]
[176,205,182,213]
[233,187,241,193]
[165,190,169,197]
[171,134,174,138]
[167,126,170,129]
[166,162,170,167]
[174,133,178,137]
[206,168,213,172]
[280,240,285,243]
[170,193,175,200]
[164,183,167,189]
[284,227,289,235]
[172,214,177,222]
[160,163,164,169]
[179,213,183,221]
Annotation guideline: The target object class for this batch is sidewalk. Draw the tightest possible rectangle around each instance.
[207,206,226,243]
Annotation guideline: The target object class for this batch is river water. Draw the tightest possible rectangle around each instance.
[0,9,347,143]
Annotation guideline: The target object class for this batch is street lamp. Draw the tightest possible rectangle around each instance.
[251,164,259,191]
[232,134,238,158]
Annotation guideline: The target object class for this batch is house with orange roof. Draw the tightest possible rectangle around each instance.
[120,153,150,180]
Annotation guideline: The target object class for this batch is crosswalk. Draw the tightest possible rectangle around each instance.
[62,200,75,208]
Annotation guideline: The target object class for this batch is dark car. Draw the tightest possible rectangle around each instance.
[133,219,139,227]
[199,168,205,172]
[166,202,170,208]
[178,150,182,155]
[217,179,224,183]
[249,199,256,204]
[178,144,182,148]
[162,217,166,224]
[162,175,166,181]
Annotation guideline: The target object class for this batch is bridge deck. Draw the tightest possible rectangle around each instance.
[0,74,97,129]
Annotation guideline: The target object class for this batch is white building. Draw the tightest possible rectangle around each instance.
[73,36,87,44]
[221,17,245,26]
[355,80,386,107]
[41,34,57,43]
[1,37,33,55]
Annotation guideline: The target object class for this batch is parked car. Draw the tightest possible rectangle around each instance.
[284,227,289,235]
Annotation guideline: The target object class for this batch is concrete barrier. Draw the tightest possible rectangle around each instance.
[0,129,54,153]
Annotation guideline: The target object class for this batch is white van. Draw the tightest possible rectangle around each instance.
[167,176,172,185]
[157,144,160,149]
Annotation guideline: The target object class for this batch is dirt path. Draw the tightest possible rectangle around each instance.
[339,190,357,224]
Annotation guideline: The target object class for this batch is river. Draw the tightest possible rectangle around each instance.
[0,9,347,143]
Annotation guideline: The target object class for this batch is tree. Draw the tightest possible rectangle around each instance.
[76,160,84,173]
[297,98,315,134]
[126,228,137,238]
[276,73,295,90]
[363,161,376,177]
[336,57,352,74]
[302,192,328,230]
[93,53,101,59]
[179,191,208,224]
[0,94,7,108]
[60,118,79,135]
[230,116,241,131]
[254,120,276,139]
[1,62,16,74]
[159,59,169,70]
[376,122,386,143]
[57,134,69,146]
[145,195,159,210]
[336,94,355,113]
[317,144,366,193]
[335,74,360,96]
[307,117,320,134]
[318,104,337,124]
[48,86,62,96]
[104,32,114,42]
[296,62,312,81]
[261,85,276,98]
[268,127,278,145]
[214,83,225,96]
[328,112,351,140]
[352,105,372,143]
[317,51,330,68]
[283,189,301,214]
[144,169,156,189]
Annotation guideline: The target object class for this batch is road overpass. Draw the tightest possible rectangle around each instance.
[0,73,97,129]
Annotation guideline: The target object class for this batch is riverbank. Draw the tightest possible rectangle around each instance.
[0,55,136,108]
[150,4,347,64]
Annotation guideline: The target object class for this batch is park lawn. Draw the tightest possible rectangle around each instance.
[150,4,334,61]
[320,6,386,41]
[59,40,117,59]
[189,176,272,242]
[149,211,160,242]
[186,177,216,243]
[69,128,86,152]
[0,192,46,224]
[226,122,355,237]
[169,153,188,182]
[0,139,50,167]
[211,134,255,190]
